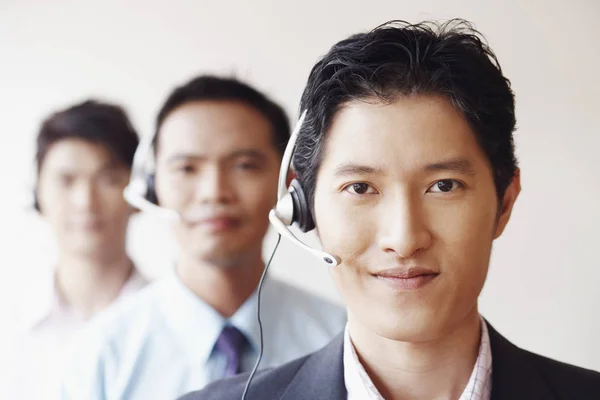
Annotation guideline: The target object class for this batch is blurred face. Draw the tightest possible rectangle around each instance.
[314,95,520,342]
[37,139,133,258]
[154,101,280,267]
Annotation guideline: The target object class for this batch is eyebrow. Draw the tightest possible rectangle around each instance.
[166,153,205,164]
[331,158,476,178]
[332,163,384,177]
[52,162,123,175]
[227,149,268,161]
[424,158,476,176]
[166,149,268,164]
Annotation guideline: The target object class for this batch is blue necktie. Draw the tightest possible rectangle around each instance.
[215,325,248,377]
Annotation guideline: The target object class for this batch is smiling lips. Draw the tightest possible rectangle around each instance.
[373,266,440,290]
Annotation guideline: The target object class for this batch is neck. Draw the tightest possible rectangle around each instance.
[349,307,481,400]
[177,249,265,318]
[55,251,133,320]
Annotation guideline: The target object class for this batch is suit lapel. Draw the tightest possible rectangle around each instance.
[280,333,347,400]
[487,321,555,400]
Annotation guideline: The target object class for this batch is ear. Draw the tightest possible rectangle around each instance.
[286,169,295,188]
[494,168,521,239]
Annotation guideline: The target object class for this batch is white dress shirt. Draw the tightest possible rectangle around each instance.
[343,317,492,400]
[3,267,147,400]
[60,268,347,400]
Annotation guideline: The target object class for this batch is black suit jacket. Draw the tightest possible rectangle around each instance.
[179,321,600,400]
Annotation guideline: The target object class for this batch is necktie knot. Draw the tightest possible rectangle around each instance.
[215,325,248,377]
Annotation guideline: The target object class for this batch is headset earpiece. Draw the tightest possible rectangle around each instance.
[268,110,340,266]
[145,174,158,204]
[33,188,40,212]
[123,128,179,220]
[289,179,315,232]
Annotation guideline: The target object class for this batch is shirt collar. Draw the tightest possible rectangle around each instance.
[157,268,269,366]
[120,269,148,295]
[18,266,147,332]
[343,316,493,400]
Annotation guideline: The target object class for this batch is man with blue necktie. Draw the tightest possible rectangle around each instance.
[60,76,346,399]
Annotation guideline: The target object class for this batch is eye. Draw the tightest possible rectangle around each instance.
[59,175,75,187]
[343,182,377,195]
[176,164,196,174]
[428,179,463,193]
[99,174,120,186]
[236,161,261,171]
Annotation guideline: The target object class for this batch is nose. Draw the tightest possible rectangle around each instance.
[194,166,235,205]
[70,181,98,212]
[377,193,432,258]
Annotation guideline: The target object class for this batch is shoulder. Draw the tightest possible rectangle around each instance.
[523,349,600,396]
[178,354,311,400]
[487,320,600,399]
[180,333,346,400]
[78,280,164,346]
[60,281,167,395]
[266,279,346,329]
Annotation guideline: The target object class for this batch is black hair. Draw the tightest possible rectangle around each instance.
[155,75,290,155]
[294,19,517,216]
[35,99,139,210]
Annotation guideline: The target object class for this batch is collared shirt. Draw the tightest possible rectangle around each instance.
[344,317,493,400]
[3,267,147,400]
[60,268,347,400]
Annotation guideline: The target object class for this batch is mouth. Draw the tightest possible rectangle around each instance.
[194,216,242,233]
[373,267,440,291]
[71,220,104,231]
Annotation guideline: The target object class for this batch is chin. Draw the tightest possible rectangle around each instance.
[69,243,108,258]
[193,248,247,269]
[377,322,441,343]
[359,304,452,343]
[377,302,481,344]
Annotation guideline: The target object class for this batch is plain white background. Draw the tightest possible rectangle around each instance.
[0,0,599,372]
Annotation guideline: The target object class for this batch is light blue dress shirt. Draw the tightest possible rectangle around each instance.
[59,270,346,400]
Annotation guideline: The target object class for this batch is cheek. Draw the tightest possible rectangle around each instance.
[434,203,495,246]
[38,189,68,225]
[99,188,131,217]
[428,196,497,291]
[322,216,376,318]
[154,173,189,208]
[315,193,378,291]
[239,177,277,216]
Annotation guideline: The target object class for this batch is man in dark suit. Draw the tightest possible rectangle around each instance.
[180,19,600,400]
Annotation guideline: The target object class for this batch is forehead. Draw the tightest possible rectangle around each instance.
[157,100,277,158]
[319,95,489,176]
[41,138,118,173]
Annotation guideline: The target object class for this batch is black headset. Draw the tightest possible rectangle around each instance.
[287,178,314,232]
[33,188,40,212]
[144,174,158,205]
[267,110,340,266]
[123,129,179,220]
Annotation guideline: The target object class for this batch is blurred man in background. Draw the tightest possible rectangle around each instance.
[60,76,346,400]
[5,100,148,400]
